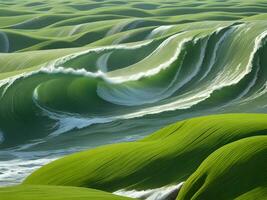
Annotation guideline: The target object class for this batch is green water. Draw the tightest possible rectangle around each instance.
[0,0,267,187]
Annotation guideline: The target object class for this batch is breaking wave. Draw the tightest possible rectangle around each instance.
[1,19,267,186]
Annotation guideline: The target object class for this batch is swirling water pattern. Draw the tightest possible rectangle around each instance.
[1,0,267,186]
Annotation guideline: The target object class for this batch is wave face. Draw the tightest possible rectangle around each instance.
[1,0,267,186]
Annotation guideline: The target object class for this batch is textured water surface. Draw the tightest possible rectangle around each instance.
[0,0,267,186]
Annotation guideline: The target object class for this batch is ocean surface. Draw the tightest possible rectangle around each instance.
[1,0,267,186]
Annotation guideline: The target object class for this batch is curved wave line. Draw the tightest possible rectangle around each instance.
[114,182,184,200]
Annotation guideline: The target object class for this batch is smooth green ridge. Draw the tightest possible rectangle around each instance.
[0,185,133,200]
[177,136,267,200]
[24,114,267,192]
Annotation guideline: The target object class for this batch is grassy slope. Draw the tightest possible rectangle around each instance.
[24,114,267,192]
[235,186,267,200]
[177,136,267,200]
[0,185,133,200]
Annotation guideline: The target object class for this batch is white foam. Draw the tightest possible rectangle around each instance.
[0,147,84,186]
[199,25,236,81]
[1,76,19,97]
[234,60,260,101]
[51,39,153,69]
[117,26,267,118]
[236,33,267,104]
[240,82,267,104]
[108,34,192,83]
[106,20,129,36]
[29,28,267,135]
[32,94,113,137]
[0,35,156,96]
[114,182,184,200]
[0,156,56,186]
[97,36,205,106]
[146,25,174,39]
[107,19,143,37]
[96,52,112,72]
[68,24,82,36]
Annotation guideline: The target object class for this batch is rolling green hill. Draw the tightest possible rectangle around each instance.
[24,114,267,194]
[0,185,133,200]
[177,136,267,200]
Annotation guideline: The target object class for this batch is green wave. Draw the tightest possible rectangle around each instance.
[1,21,267,148]
[177,136,267,200]
[1,1,267,196]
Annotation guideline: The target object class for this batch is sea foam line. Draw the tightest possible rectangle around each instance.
[198,25,237,81]
[2,27,267,139]
[146,25,174,39]
[114,182,184,200]
[114,29,267,119]
[24,27,252,135]
[97,36,206,106]
[0,32,180,97]
[97,26,233,106]
[108,34,192,83]
[0,39,154,95]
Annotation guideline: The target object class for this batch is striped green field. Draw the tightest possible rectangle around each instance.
[0,185,133,200]
[22,114,267,199]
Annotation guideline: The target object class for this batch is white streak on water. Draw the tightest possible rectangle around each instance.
[106,20,129,36]
[107,19,143,37]
[146,25,173,39]
[0,39,154,95]
[114,182,184,200]
[98,36,206,106]
[164,37,207,91]
[119,30,267,117]
[199,26,236,81]
[108,35,192,83]
[0,33,185,98]
[1,77,18,98]
[68,24,82,36]
[52,39,153,69]
[247,30,267,75]
[236,34,267,104]
[239,82,267,104]
[32,94,113,137]
[0,157,55,186]
[234,60,260,100]
[0,34,177,99]
[96,52,112,72]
